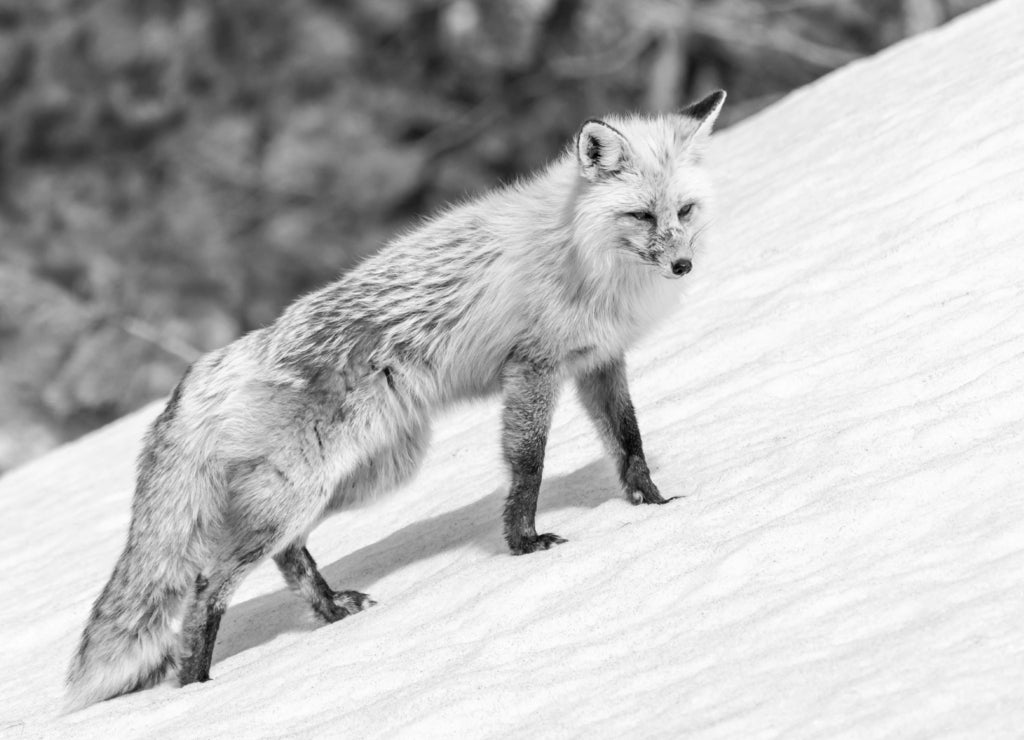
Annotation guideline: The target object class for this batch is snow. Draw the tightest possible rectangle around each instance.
[3,1,1024,736]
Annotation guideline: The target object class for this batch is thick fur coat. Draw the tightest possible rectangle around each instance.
[66,91,726,711]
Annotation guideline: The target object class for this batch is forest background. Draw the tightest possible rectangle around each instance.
[0,0,988,474]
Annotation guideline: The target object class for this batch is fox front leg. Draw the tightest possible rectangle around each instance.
[500,356,566,555]
[575,355,675,505]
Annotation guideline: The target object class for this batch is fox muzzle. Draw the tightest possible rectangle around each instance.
[671,258,692,276]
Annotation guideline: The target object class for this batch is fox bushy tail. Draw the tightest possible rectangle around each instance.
[65,376,210,712]
[63,538,195,712]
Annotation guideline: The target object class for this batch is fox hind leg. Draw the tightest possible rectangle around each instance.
[273,426,433,619]
[274,544,375,623]
[178,546,270,686]
[178,458,319,686]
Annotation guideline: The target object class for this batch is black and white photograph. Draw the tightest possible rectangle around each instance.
[1,0,1020,736]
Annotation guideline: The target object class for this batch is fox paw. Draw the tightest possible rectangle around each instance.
[324,590,376,622]
[628,488,679,505]
[623,460,676,505]
[510,532,567,556]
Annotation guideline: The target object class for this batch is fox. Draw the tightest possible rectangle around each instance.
[65,90,726,711]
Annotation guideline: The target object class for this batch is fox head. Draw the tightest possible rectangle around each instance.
[573,91,726,280]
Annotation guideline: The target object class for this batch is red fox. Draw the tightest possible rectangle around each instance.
[65,91,726,710]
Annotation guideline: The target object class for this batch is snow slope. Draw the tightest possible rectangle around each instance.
[3,1,1023,736]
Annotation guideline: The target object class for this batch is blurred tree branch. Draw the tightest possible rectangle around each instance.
[0,0,994,473]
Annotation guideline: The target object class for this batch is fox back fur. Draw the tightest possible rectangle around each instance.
[65,91,726,711]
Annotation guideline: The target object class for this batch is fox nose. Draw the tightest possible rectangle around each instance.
[671,258,692,276]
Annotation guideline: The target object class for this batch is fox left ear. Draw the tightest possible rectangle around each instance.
[577,119,629,181]
[680,90,727,138]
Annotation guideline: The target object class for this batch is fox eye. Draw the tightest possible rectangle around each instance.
[678,203,695,220]
[626,211,655,223]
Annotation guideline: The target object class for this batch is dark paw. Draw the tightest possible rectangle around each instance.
[510,532,567,556]
[623,460,675,505]
[177,662,211,687]
[322,590,376,622]
[628,487,679,505]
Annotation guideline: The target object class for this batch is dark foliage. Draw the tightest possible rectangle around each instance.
[0,0,989,472]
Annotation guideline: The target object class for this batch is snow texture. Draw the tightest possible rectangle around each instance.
[2,2,1023,737]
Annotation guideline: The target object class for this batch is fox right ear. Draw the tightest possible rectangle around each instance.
[577,120,628,181]
[680,90,727,138]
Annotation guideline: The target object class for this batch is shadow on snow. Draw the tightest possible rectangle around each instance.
[212,457,620,665]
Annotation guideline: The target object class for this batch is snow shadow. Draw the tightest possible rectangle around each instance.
[213,457,618,664]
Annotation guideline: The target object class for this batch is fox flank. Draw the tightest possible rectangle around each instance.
[65,91,726,711]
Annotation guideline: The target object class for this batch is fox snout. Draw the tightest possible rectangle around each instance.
[670,258,692,276]
[652,228,695,279]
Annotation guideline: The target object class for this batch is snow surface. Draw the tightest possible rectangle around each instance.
[3,2,1024,737]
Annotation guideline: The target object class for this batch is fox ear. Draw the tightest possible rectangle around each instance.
[577,120,629,181]
[680,90,726,138]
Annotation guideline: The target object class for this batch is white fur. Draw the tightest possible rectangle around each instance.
[65,98,726,710]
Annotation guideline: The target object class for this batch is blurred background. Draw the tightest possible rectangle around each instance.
[0,0,991,475]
